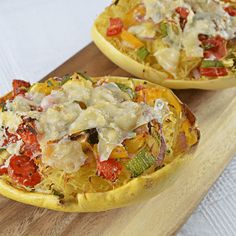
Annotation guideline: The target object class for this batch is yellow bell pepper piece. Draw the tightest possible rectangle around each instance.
[120,30,144,49]
[123,4,146,27]
[123,134,146,154]
[110,146,129,159]
[29,79,60,95]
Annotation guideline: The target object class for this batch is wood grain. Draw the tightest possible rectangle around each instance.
[1,43,236,236]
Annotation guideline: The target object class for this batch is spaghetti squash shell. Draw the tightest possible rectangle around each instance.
[92,25,236,90]
[0,76,199,212]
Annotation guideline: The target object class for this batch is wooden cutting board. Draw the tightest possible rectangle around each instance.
[1,43,236,236]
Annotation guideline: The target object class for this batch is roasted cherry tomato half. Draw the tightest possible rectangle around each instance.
[12,80,31,97]
[175,7,189,29]
[200,67,228,77]
[0,166,8,175]
[97,159,122,181]
[8,155,41,187]
[200,35,227,59]
[17,119,41,156]
[224,6,236,16]
[106,18,123,36]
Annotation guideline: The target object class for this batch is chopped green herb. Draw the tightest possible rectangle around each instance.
[47,80,53,87]
[160,22,168,37]
[137,47,149,60]
[115,83,135,99]
[126,148,156,177]
[52,189,64,199]
[77,71,93,82]
[60,75,71,85]
[0,102,7,112]
[201,60,224,68]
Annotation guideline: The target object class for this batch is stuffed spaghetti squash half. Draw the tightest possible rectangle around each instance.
[0,73,199,212]
[92,0,236,89]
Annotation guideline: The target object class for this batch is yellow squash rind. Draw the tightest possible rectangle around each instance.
[92,25,236,90]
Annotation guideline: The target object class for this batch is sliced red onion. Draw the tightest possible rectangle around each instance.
[156,126,167,166]
[192,68,201,80]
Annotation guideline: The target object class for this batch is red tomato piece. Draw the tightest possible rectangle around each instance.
[97,159,122,182]
[0,166,8,175]
[176,7,189,18]
[17,119,41,156]
[12,80,31,97]
[224,6,236,16]
[200,35,227,59]
[8,155,41,187]
[175,7,189,29]
[106,18,123,36]
[200,67,228,77]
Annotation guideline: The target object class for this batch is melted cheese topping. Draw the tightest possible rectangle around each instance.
[0,79,170,172]
[154,48,180,77]
[143,0,236,40]
[140,0,236,75]
[0,112,22,133]
[128,22,156,39]
[42,139,86,173]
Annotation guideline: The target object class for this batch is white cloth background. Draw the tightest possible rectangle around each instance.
[0,1,235,235]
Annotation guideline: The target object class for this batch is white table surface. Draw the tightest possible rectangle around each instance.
[0,1,236,235]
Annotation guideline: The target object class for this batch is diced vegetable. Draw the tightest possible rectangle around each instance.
[17,119,41,157]
[159,22,168,36]
[175,7,189,29]
[115,82,135,99]
[224,6,236,16]
[47,80,53,87]
[110,146,128,159]
[200,67,228,77]
[200,36,227,59]
[0,102,7,112]
[120,30,144,49]
[29,79,60,95]
[60,75,71,85]
[97,159,122,181]
[8,155,41,187]
[201,60,224,68]
[106,18,123,36]
[123,4,146,27]
[123,134,146,154]
[12,80,31,98]
[137,47,149,60]
[175,7,189,18]
[0,166,7,175]
[126,148,155,177]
